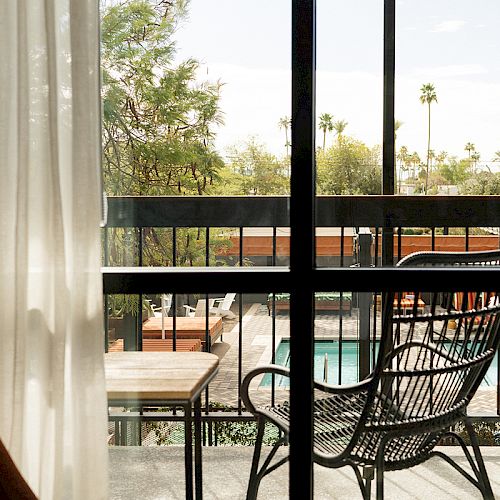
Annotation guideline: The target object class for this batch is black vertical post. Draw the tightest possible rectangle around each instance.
[290,1,315,498]
[137,227,143,351]
[358,228,373,380]
[382,0,395,267]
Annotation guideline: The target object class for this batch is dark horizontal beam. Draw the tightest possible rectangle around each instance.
[106,196,500,228]
[102,266,292,294]
[103,266,500,294]
[107,196,289,228]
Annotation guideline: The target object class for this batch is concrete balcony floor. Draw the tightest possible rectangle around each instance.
[109,445,500,499]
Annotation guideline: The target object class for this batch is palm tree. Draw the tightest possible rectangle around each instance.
[278,116,291,156]
[333,119,348,145]
[394,121,403,192]
[464,142,475,159]
[436,151,447,167]
[419,83,437,194]
[318,113,334,151]
[397,145,408,193]
[471,151,480,172]
[493,151,500,163]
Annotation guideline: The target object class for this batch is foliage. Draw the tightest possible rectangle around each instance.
[147,402,280,446]
[434,157,472,186]
[220,138,289,195]
[101,0,224,196]
[318,113,334,151]
[459,171,500,195]
[450,421,500,446]
[316,138,381,195]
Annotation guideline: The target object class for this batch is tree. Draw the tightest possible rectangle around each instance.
[101,0,224,196]
[436,151,448,167]
[333,119,348,145]
[397,145,409,192]
[460,172,500,195]
[419,83,438,194]
[318,113,334,151]
[278,116,291,156]
[464,142,476,161]
[223,138,289,195]
[493,151,500,162]
[437,157,472,186]
[317,138,381,195]
[394,121,403,192]
[471,151,481,172]
[101,0,228,272]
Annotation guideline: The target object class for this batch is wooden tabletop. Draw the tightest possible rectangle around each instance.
[105,351,219,402]
[143,317,222,335]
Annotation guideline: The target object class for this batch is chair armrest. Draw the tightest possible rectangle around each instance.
[312,376,374,395]
[183,305,195,312]
[241,365,290,413]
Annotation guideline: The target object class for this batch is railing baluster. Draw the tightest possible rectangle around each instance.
[271,227,277,407]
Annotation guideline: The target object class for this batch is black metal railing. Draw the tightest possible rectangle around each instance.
[103,195,500,444]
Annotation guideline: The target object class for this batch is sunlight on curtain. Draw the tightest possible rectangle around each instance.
[0,1,108,499]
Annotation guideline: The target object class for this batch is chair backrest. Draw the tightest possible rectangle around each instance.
[193,299,215,317]
[369,250,500,427]
[217,293,236,312]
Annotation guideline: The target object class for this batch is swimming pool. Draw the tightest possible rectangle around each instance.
[260,339,498,387]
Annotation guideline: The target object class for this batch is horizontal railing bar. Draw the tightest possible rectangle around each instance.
[108,411,255,422]
[103,266,500,293]
[106,196,500,228]
[107,412,496,422]
[102,266,292,294]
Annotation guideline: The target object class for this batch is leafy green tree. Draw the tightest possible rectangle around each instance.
[317,138,381,195]
[318,113,334,151]
[460,172,500,195]
[278,116,291,156]
[436,157,472,185]
[101,1,229,273]
[464,142,476,160]
[419,83,438,194]
[101,0,224,196]
[223,139,289,195]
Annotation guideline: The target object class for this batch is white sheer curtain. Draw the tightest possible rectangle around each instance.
[0,1,108,499]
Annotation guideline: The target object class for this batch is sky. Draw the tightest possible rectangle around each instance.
[172,0,500,168]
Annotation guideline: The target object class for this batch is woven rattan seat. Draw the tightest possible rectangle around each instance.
[242,250,500,499]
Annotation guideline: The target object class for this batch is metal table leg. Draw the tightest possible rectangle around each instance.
[194,396,203,500]
[184,402,194,500]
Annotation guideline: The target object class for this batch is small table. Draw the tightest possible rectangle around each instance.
[105,351,219,500]
[142,317,223,346]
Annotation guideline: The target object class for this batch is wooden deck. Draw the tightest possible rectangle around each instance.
[108,338,202,353]
[142,317,223,346]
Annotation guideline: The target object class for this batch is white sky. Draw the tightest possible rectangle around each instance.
[173,0,500,167]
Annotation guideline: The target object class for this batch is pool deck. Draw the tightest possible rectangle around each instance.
[209,303,497,415]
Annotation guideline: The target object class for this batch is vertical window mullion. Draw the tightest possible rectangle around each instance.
[290,1,316,498]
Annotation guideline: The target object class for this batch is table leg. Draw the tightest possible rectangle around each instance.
[185,402,194,500]
[194,396,203,500]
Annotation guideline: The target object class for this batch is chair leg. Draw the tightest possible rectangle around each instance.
[247,418,265,500]
[363,466,374,500]
[465,419,495,500]
[376,460,384,500]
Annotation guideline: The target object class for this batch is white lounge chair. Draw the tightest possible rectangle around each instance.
[152,294,172,318]
[210,293,236,320]
[183,298,215,318]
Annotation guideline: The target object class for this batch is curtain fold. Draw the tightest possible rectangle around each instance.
[0,1,108,498]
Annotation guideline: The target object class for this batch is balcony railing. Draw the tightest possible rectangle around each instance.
[103,195,500,445]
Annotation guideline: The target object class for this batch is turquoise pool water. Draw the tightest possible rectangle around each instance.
[260,340,498,387]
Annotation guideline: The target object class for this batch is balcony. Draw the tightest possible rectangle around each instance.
[109,446,500,499]
[104,195,500,498]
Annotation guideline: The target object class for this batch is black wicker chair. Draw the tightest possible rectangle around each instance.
[242,250,500,499]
